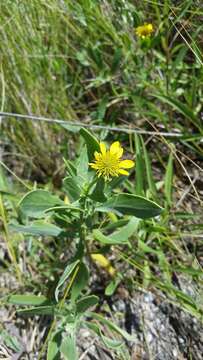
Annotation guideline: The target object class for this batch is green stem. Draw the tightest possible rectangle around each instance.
[37,265,79,360]
[0,194,22,284]
[77,177,98,260]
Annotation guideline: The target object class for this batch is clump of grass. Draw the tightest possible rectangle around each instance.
[1,1,203,176]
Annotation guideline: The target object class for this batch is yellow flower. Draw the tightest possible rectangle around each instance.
[91,253,116,276]
[135,23,154,39]
[89,141,134,181]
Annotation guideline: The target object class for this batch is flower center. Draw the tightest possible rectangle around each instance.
[96,152,120,179]
[102,153,118,169]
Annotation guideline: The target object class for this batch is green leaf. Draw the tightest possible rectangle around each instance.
[138,240,158,255]
[47,331,63,360]
[19,190,63,218]
[105,278,121,296]
[109,216,139,242]
[164,151,173,206]
[60,334,77,360]
[100,331,123,350]
[96,194,163,219]
[93,229,120,245]
[55,260,80,302]
[9,221,62,237]
[63,159,77,177]
[85,320,124,349]
[45,205,83,214]
[88,312,135,342]
[61,123,80,133]
[18,305,55,316]
[134,134,144,196]
[76,145,89,184]
[79,128,100,161]
[89,178,106,202]
[71,262,89,302]
[63,176,81,202]
[104,219,128,231]
[8,294,49,306]
[83,321,100,336]
[76,295,99,315]
[93,217,139,245]
[9,294,54,316]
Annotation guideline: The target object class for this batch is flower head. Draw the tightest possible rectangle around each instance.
[89,141,134,181]
[135,23,154,39]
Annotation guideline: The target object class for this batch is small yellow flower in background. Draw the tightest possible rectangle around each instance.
[135,23,154,39]
[89,141,134,181]
[91,253,116,276]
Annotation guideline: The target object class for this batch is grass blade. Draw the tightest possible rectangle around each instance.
[141,137,158,200]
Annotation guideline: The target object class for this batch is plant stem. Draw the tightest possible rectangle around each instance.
[37,265,79,360]
[0,194,22,284]
[78,176,97,256]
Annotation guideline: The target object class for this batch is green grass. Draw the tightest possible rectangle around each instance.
[0,0,203,358]
[1,0,203,169]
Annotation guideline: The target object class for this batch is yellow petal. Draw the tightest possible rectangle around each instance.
[147,24,153,31]
[89,163,98,169]
[94,151,100,160]
[118,169,129,176]
[117,147,123,158]
[110,141,123,158]
[91,253,116,276]
[110,141,120,154]
[108,266,116,276]
[100,142,106,155]
[91,253,110,268]
[119,159,134,169]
